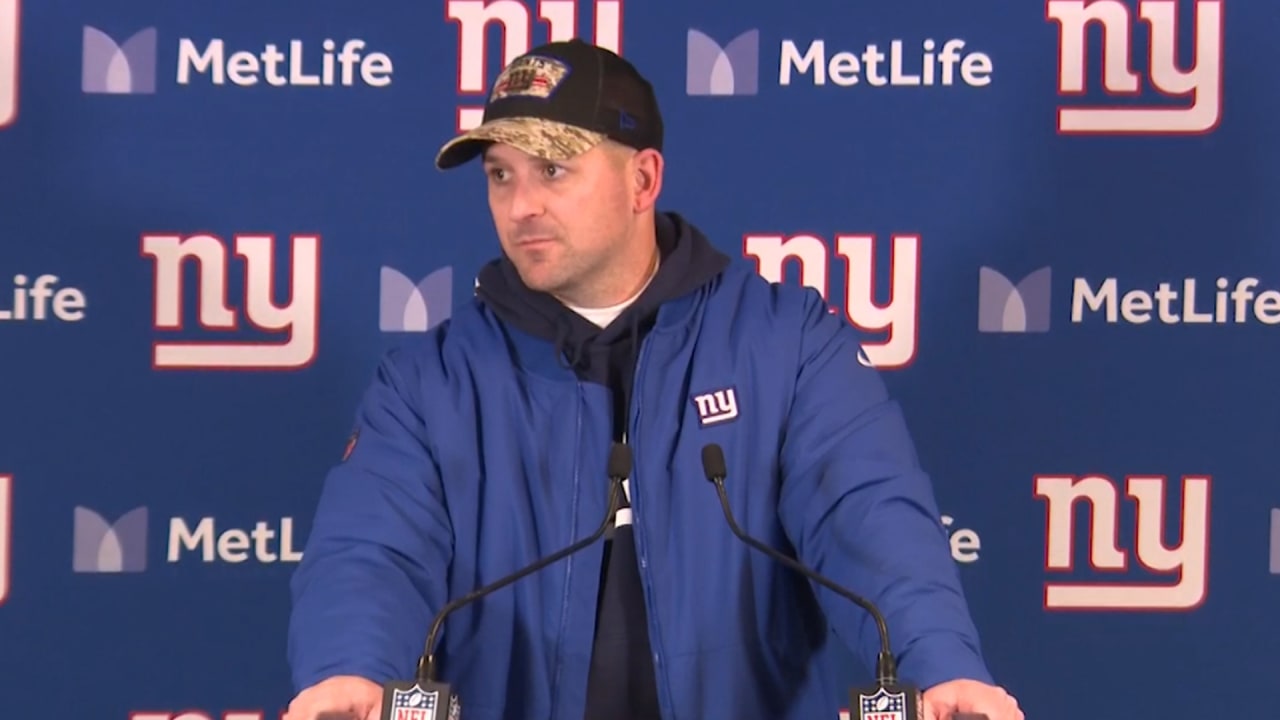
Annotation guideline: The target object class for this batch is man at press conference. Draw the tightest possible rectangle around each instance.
[283,40,1023,720]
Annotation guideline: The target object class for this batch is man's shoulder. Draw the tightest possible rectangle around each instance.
[374,299,508,382]
[703,263,874,364]
[709,261,828,322]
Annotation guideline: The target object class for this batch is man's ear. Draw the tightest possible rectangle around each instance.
[632,148,663,213]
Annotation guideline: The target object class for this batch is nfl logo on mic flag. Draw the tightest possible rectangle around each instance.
[384,681,460,720]
[392,685,435,720]
[858,686,909,720]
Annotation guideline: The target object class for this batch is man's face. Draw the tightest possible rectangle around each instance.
[482,140,636,305]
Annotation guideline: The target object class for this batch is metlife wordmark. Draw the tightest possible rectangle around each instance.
[169,516,302,564]
[1035,473,1210,610]
[176,37,392,87]
[447,0,622,131]
[140,232,320,370]
[780,36,993,88]
[1073,276,1280,325]
[0,274,87,322]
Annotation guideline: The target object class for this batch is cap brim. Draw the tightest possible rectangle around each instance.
[434,117,607,170]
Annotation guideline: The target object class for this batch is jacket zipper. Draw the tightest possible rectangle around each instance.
[626,336,675,719]
[550,383,585,718]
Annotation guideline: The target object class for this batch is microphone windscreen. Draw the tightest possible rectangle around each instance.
[607,442,632,479]
[701,443,727,481]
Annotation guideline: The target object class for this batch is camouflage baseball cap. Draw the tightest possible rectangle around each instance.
[434,39,664,170]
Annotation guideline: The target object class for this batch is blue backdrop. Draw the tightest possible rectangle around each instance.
[2,1,1274,718]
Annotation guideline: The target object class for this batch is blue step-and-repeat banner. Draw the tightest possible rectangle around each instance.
[2,1,1276,718]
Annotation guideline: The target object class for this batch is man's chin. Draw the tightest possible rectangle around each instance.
[511,265,566,295]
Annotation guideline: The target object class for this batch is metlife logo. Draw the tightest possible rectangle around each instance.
[380,265,452,333]
[71,506,303,572]
[978,267,1280,332]
[978,267,1051,333]
[687,26,993,96]
[82,26,155,93]
[72,506,146,572]
[81,25,393,94]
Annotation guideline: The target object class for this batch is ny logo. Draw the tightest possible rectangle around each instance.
[446,0,623,131]
[744,233,920,370]
[140,233,320,370]
[131,707,286,712]
[1047,0,1223,134]
[691,387,739,426]
[1270,508,1279,575]
[0,0,18,128]
[0,474,10,606]
[1034,473,1210,610]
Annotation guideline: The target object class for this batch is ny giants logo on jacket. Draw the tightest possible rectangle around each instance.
[692,387,739,426]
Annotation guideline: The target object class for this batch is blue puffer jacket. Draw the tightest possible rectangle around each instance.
[287,212,993,719]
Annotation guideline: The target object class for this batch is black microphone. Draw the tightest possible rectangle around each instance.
[378,442,632,720]
[699,443,988,720]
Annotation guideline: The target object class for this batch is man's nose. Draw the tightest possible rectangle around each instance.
[506,178,545,221]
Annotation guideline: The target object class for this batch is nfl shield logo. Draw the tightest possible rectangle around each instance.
[391,684,438,720]
[859,687,906,720]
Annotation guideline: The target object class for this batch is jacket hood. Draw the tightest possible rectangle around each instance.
[474,211,730,384]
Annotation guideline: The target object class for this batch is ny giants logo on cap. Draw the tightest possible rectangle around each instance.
[489,55,570,102]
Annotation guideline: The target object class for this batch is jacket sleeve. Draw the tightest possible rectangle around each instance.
[774,290,993,690]
[287,347,454,693]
